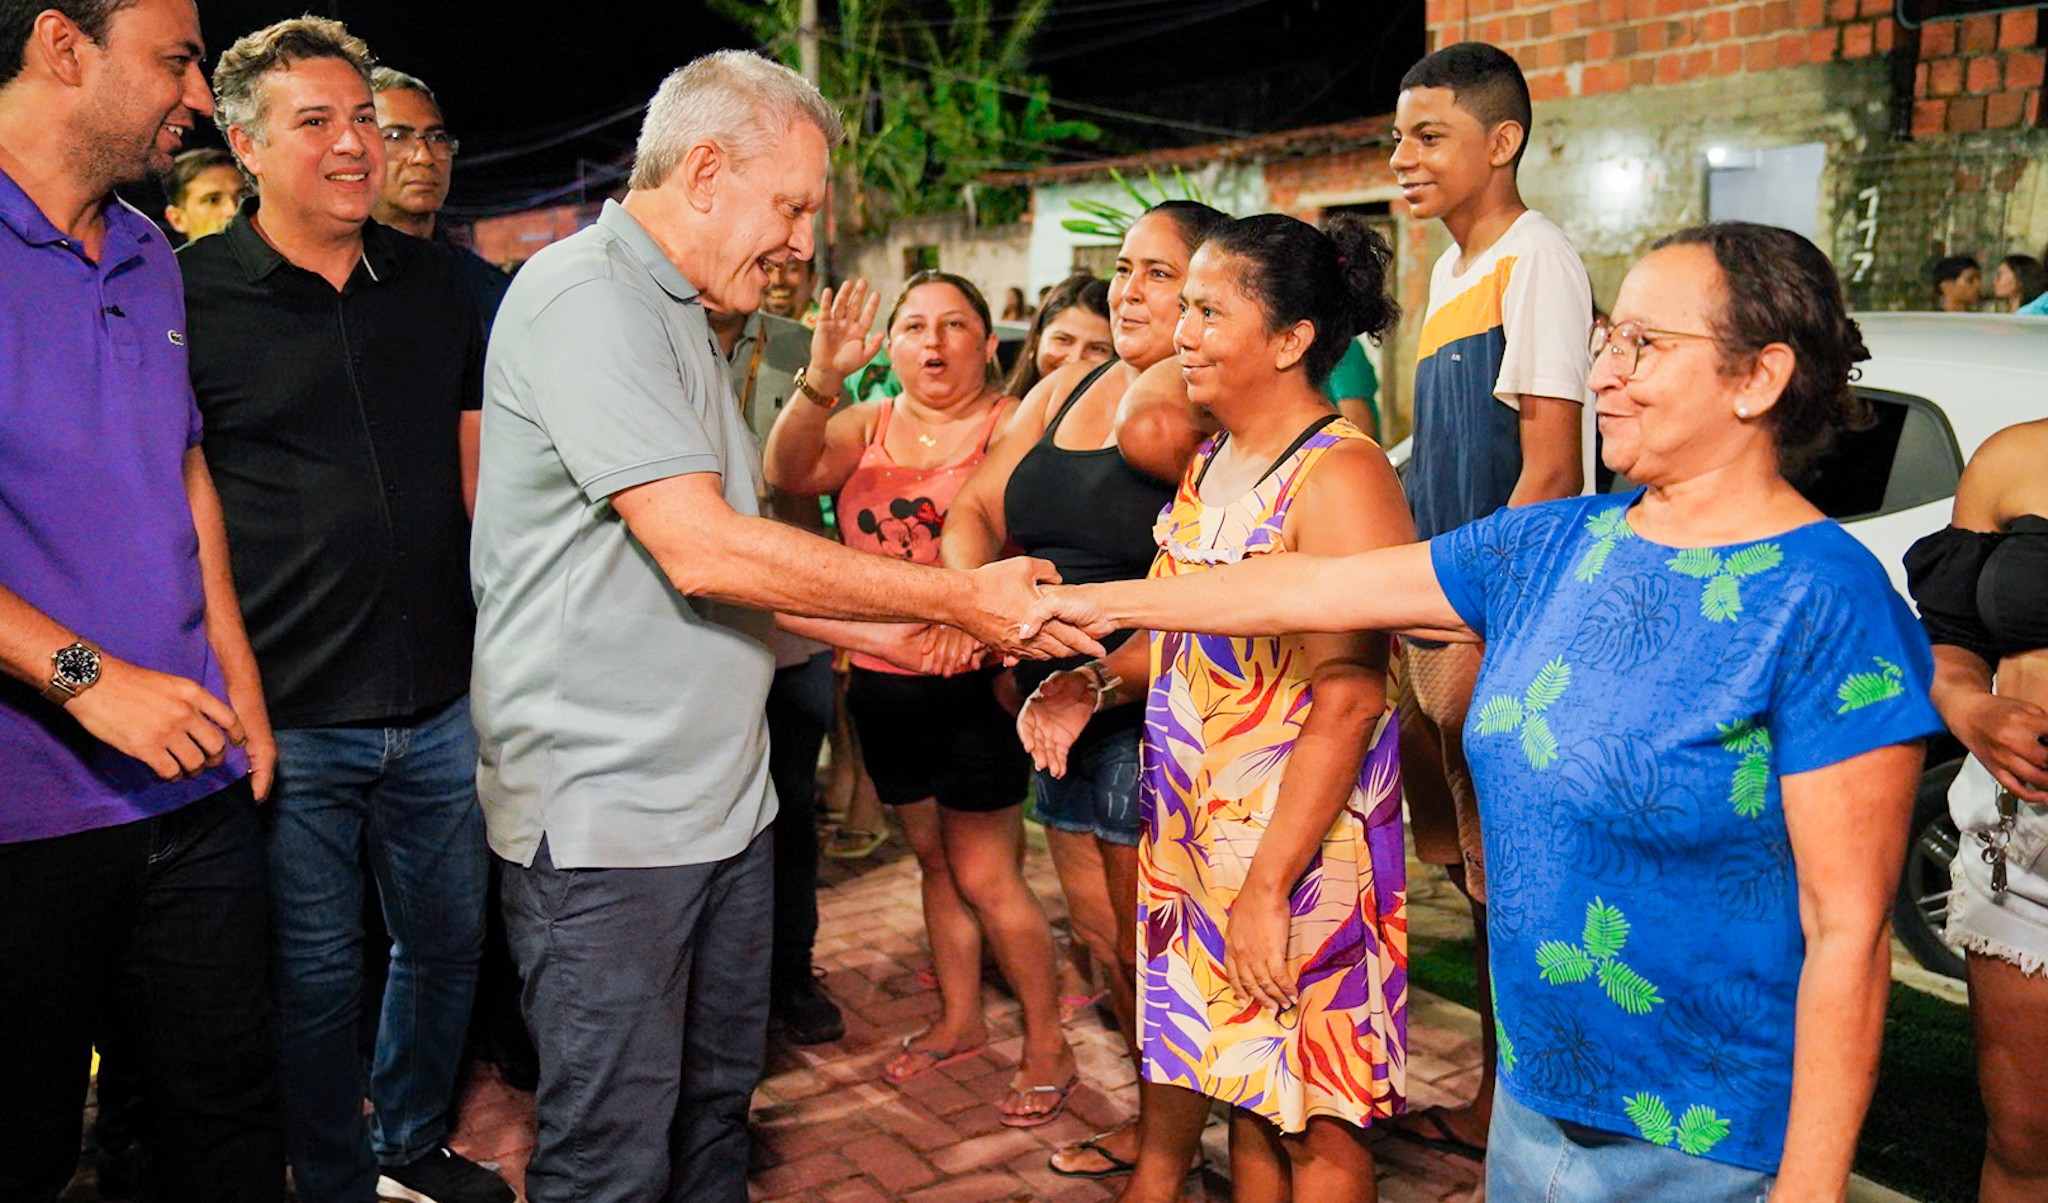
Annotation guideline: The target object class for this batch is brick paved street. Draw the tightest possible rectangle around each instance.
[63,819,1935,1201]
[440,827,1490,1203]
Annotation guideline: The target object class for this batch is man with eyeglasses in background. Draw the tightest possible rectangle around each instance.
[372,66,507,335]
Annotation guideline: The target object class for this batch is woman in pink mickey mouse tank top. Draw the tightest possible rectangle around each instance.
[764,271,1082,1127]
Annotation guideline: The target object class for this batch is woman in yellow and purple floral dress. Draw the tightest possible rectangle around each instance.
[1021,212,1411,1202]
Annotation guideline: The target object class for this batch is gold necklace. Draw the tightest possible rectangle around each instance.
[916,432,939,447]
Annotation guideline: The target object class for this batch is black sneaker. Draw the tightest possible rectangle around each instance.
[375,1146,515,1203]
[772,972,846,1045]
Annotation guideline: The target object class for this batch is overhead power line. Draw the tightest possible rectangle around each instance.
[459,100,648,167]
[814,28,1255,139]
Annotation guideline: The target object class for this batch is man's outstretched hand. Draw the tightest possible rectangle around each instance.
[960,559,1104,661]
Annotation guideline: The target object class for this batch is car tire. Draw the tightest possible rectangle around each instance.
[1893,757,1968,981]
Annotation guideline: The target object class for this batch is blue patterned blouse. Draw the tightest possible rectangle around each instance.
[1431,490,1943,1172]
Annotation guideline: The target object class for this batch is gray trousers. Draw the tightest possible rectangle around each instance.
[503,829,773,1203]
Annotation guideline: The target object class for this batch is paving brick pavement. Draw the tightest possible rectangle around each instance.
[433,827,1489,1203]
[62,820,1930,1200]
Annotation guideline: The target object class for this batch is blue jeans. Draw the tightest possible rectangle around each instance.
[1030,727,1143,847]
[1488,1085,1775,1203]
[265,696,488,1203]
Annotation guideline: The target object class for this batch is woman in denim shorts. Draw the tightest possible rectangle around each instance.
[941,200,1230,1178]
[1908,416,2048,1202]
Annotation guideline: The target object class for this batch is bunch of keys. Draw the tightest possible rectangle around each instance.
[1978,789,2020,897]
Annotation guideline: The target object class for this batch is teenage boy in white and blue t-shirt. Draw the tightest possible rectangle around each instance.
[1386,41,1595,1165]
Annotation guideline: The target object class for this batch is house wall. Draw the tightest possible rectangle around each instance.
[1431,1,2047,315]
[830,212,1034,315]
[1027,165,1269,293]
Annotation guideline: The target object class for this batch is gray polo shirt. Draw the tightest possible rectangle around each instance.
[471,199,776,869]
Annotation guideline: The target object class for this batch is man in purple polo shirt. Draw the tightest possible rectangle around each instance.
[0,2,283,1200]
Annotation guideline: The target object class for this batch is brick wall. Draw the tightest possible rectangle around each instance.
[1428,0,2045,140]
[1429,0,1898,98]
[1910,8,2045,135]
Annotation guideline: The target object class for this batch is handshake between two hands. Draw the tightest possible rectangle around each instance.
[868,557,1115,676]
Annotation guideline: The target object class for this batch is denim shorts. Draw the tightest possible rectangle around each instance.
[1030,727,1142,847]
[1487,1086,1775,1203]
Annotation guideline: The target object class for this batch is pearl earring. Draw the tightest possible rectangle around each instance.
[1736,405,1751,419]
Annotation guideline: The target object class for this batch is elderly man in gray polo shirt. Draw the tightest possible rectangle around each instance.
[470,50,1085,1203]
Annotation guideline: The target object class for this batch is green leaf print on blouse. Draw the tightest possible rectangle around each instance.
[1716,719,1774,819]
[1665,542,1784,622]
[1475,657,1573,769]
[1836,657,1905,714]
[1624,1093,1732,1156]
[1536,898,1664,1015]
[1493,980,1518,1073]
[1572,507,1636,582]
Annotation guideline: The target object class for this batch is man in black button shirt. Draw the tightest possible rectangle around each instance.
[180,18,508,1203]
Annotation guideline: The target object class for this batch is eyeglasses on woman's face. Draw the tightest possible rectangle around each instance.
[1588,318,1725,380]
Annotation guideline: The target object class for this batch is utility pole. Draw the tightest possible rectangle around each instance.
[798,0,831,286]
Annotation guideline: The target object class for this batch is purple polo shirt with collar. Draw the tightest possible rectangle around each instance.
[0,166,245,844]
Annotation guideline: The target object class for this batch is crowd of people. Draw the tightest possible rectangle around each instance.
[4,3,2046,1203]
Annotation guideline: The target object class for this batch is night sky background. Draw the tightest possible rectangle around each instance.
[156,0,1424,217]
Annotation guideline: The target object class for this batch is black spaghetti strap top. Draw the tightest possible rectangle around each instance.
[1005,361,1176,588]
[1003,360,1177,717]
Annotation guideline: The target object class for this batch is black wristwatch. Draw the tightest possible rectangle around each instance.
[43,639,102,706]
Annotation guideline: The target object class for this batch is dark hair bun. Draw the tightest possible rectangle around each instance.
[1325,213,1399,345]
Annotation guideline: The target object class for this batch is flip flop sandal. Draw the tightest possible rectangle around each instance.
[1386,1108,1487,1161]
[1048,1132,1137,1180]
[823,826,886,860]
[1058,988,1108,1022]
[999,1074,1080,1129]
[881,1033,985,1086]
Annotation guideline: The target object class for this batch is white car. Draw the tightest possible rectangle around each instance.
[1839,313,2048,979]
[1385,313,2048,978]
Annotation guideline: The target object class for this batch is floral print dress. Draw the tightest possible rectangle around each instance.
[1137,416,1407,1132]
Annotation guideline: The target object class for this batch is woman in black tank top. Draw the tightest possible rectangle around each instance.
[937,200,1228,1179]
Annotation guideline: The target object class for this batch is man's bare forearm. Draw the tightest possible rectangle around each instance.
[185,451,265,706]
[0,585,75,689]
[692,514,970,622]
[616,476,975,625]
